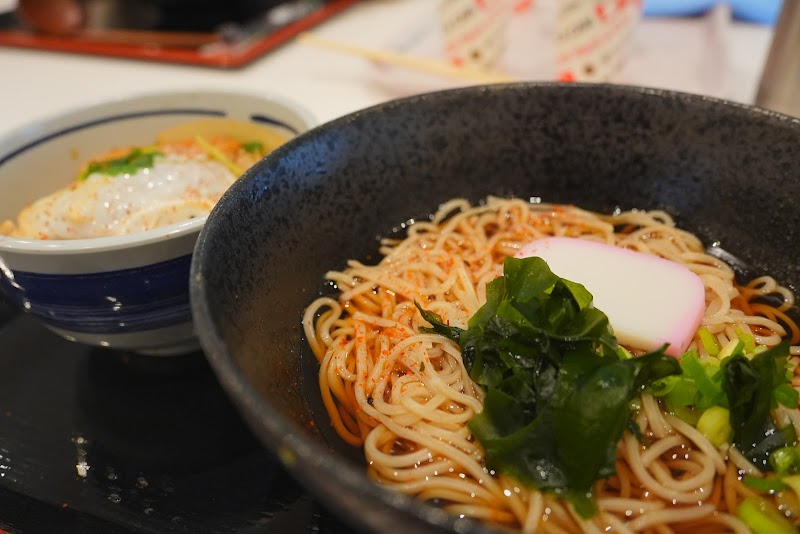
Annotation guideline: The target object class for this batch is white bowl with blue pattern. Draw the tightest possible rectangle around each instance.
[0,90,316,355]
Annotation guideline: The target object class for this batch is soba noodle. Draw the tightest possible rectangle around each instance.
[303,197,800,533]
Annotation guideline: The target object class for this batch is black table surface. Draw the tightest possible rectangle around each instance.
[0,294,351,533]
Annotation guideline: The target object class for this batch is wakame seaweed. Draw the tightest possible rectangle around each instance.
[417,256,681,517]
[723,341,794,469]
[646,338,796,471]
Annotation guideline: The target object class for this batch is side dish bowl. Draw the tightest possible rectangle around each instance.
[0,89,316,355]
[190,83,800,531]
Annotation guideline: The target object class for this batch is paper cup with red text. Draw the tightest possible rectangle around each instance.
[556,0,641,82]
[439,0,512,70]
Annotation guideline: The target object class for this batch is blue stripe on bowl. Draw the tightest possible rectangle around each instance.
[0,108,300,167]
[0,254,193,334]
[249,113,299,130]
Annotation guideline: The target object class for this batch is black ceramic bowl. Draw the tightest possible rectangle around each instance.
[190,83,800,533]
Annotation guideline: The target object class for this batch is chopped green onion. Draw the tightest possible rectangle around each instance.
[769,446,799,475]
[78,147,161,180]
[742,475,787,493]
[735,327,757,354]
[665,398,699,426]
[680,351,725,409]
[737,497,796,534]
[616,346,633,360]
[698,327,720,357]
[647,375,680,397]
[664,376,697,406]
[696,406,732,448]
[718,339,744,360]
[774,383,800,409]
[241,140,264,154]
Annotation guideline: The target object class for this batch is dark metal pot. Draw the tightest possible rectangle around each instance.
[190,83,800,533]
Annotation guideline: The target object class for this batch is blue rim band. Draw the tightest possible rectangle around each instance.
[0,254,193,334]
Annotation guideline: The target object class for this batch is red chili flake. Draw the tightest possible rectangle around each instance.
[514,0,532,12]
[595,4,606,20]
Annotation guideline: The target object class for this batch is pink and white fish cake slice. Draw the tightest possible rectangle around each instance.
[515,236,706,356]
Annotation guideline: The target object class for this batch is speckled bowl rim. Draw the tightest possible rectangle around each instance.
[190,81,800,533]
[0,88,317,256]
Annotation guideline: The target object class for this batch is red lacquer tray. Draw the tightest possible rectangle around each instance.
[0,0,359,68]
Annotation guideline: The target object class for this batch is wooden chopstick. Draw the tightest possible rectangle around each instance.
[296,32,517,84]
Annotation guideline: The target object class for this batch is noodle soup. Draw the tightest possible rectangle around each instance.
[304,197,800,533]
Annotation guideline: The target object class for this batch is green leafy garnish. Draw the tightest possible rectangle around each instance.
[650,338,796,471]
[78,147,161,180]
[417,256,681,517]
[241,141,264,154]
[648,339,799,470]
[648,352,726,427]
[722,340,794,469]
[679,351,726,411]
